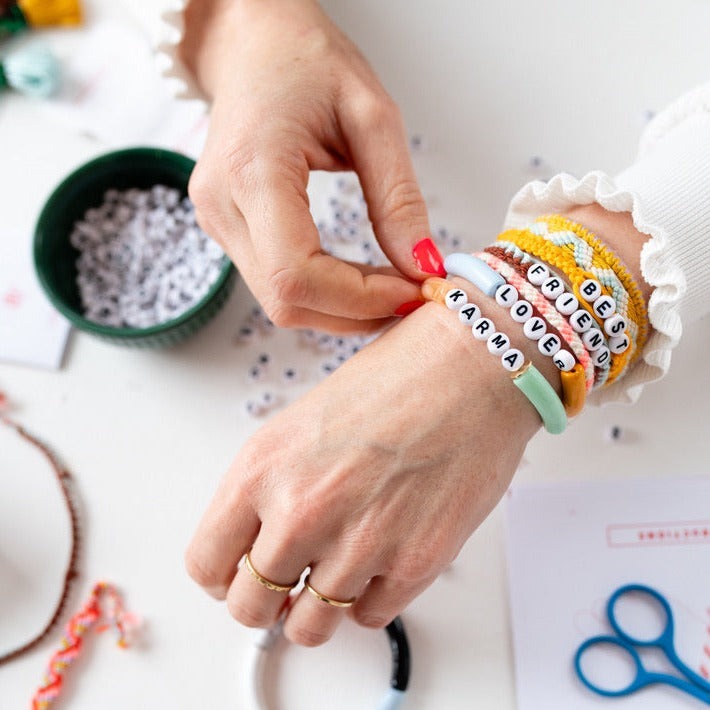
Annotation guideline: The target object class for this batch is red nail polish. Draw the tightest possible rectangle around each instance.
[413,238,446,276]
[394,300,424,317]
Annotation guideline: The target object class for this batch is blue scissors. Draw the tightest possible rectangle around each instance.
[574,583,710,704]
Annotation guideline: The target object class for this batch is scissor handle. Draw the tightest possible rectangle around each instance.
[575,635,710,703]
[607,584,674,648]
[605,584,710,694]
[574,635,647,697]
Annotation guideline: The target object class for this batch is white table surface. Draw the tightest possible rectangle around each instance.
[1,1,709,708]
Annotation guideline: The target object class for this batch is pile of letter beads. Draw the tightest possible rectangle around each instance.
[71,185,225,328]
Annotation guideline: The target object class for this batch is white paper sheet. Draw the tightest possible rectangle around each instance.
[505,475,710,709]
[42,21,208,157]
[0,243,71,370]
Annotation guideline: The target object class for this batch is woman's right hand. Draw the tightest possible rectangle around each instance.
[180,0,445,334]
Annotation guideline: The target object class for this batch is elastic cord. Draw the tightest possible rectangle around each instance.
[248,616,410,709]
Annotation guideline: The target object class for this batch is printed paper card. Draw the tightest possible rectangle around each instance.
[0,244,71,369]
[506,475,710,709]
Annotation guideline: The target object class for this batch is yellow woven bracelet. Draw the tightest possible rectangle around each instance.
[495,228,641,388]
[535,215,648,356]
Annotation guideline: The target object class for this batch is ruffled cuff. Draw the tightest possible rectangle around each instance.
[155,0,209,102]
[504,82,710,405]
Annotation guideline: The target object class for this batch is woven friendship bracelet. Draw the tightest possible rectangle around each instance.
[535,213,649,356]
[495,230,636,387]
[31,582,138,710]
[531,216,648,356]
[495,232,633,340]
[480,247,595,393]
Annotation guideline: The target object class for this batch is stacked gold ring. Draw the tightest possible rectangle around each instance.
[244,552,299,594]
[304,575,356,608]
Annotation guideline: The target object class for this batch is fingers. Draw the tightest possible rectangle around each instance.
[225,535,310,630]
[184,476,261,601]
[282,561,373,647]
[350,573,438,629]
[227,156,425,324]
[339,92,444,282]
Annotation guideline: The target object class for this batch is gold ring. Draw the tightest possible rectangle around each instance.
[304,575,356,608]
[244,552,299,593]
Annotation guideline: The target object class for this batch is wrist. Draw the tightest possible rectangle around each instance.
[180,0,241,99]
[419,294,547,439]
[179,0,325,100]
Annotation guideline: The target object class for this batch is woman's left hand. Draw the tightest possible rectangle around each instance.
[184,301,542,645]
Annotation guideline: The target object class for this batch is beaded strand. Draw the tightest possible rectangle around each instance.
[423,257,568,434]
[0,409,80,666]
[479,248,595,392]
[536,213,648,353]
[495,228,640,387]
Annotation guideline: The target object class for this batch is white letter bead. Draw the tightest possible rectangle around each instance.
[580,278,602,302]
[527,263,549,286]
[541,276,565,300]
[501,348,525,372]
[553,349,576,371]
[538,333,561,356]
[522,316,547,340]
[445,288,468,310]
[593,294,616,319]
[569,309,594,333]
[510,299,534,323]
[472,317,494,340]
[608,333,630,354]
[582,328,605,352]
[487,331,511,355]
[458,303,481,324]
[555,292,579,316]
[591,345,611,368]
[604,313,627,337]
[495,283,519,307]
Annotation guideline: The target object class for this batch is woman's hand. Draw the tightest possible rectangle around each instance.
[185,301,543,645]
[181,0,444,334]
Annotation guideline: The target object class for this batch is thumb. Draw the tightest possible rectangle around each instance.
[344,100,445,280]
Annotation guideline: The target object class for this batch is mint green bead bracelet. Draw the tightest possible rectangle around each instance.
[511,361,567,434]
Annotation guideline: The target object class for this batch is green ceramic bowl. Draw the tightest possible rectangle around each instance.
[33,147,236,347]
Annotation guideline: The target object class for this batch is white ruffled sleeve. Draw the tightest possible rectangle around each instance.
[155,0,209,102]
[504,82,710,405]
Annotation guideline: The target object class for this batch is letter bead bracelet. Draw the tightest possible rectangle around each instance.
[424,253,569,434]
[249,616,410,709]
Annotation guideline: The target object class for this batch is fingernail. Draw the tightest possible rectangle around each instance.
[413,238,446,276]
[394,300,425,317]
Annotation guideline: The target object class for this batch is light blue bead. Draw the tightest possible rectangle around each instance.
[444,253,505,297]
[4,45,60,98]
[376,688,407,710]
